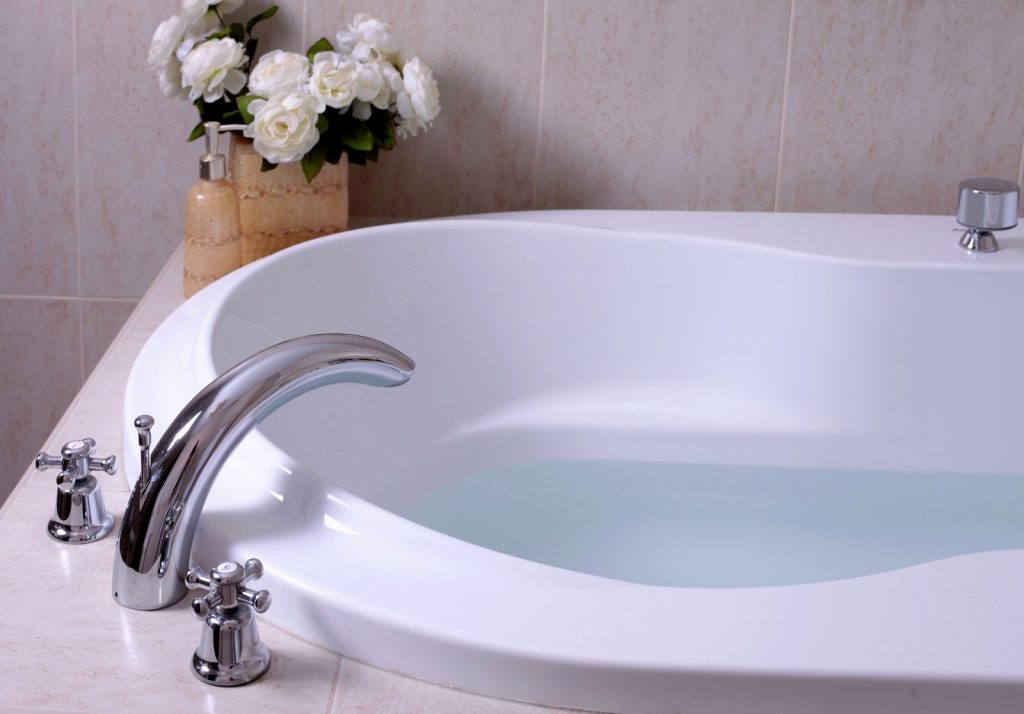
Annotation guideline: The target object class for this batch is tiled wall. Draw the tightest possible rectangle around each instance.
[2,0,1024,505]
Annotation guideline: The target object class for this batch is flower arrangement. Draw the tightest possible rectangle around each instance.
[148,1,440,180]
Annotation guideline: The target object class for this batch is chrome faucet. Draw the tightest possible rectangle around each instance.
[112,333,414,611]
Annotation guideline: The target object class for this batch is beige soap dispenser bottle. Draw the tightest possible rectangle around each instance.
[183,121,242,298]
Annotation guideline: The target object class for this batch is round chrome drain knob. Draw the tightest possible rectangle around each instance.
[957,177,1019,253]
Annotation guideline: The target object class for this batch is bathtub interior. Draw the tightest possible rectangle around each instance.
[206,219,1024,588]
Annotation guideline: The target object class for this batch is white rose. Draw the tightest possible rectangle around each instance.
[335,13,399,63]
[380,60,404,97]
[175,34,200,63]
[180,0,240,34]
[180,0,210,24]
[187,10,220,37]
[395,57,440,136]
[249,50,311,98]
[346,61,392,121]
[180,38,248,102]
[243,91,321,164]
[309,52,358,111]
[148,15,187,70]
[157,60,187,98]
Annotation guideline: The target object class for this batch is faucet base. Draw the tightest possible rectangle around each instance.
[192,645,270,687]
[47,513,114,544]
[46,477,114,544]
[959,228,999,253]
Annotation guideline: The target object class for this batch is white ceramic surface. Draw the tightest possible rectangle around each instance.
[124,212,1024,713]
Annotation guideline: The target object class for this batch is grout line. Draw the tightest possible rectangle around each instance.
[771,0,797,213]
[71,0,86,383]
[0,250,182,517]
[0,294,137,303]
[0,295,77,303]
[81,296,138,304]
[529,0,550,210]
[76,299,86,383]
[324,657,344,712]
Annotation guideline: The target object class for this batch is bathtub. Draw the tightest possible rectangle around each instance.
[125,211,1024,713]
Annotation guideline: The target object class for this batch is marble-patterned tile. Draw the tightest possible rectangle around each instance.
[0,299,83,509]
[0,0,77,297]
[0,486,341,713]
[82,299,137,376]
[331,658,580,713]
[536,0,790,211]
[777,0,1024,214]
[305,0,545,218]
[75,0,203,299]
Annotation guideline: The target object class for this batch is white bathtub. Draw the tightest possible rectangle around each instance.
[125,211,1024,713]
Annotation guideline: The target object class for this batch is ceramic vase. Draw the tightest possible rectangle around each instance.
[229,135,349,264]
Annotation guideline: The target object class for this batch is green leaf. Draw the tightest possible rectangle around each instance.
[245,38,258,64]
[339,122,373,152]
[260,158,278,172]
[246,5,279,34]
[301,146,327,182]
[187,121,205,142]
[205,29,231,41]
[323,135,344,165]
[316,114,329,134]
[229,22,245,43]
[306,37,334,63]
[237,95,261,123]
[377,120,396,151]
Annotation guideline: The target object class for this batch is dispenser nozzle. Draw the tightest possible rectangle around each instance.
[199,121,226,181]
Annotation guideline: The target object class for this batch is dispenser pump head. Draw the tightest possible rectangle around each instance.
[200,121,226,181]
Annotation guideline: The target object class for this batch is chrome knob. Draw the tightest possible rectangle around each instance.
[35,438,116,543]
[185,558,272,686]
[956,177,1019,253]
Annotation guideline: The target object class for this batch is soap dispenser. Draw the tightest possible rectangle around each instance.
[184,122,242,298]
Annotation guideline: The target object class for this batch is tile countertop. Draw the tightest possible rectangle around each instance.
[0,249,574,714]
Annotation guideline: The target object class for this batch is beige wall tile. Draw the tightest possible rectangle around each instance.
[75,0,201,299]
[244,0,304,61]
[0,299,82,508]
[27,342,139,492]
[0,0,77,297]
[82,299,136,376]
[777,0,1024,214]
[537,0,791,211]
[305,0,545,217]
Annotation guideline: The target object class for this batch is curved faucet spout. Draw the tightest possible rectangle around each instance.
[112,333,414,611]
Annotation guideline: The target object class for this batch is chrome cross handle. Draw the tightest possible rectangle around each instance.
[36,438,117,478]
[186,559,272,618]
[185,558,272,686]
[35,438,116,543]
